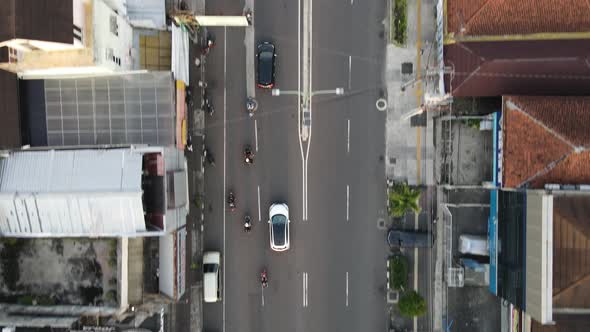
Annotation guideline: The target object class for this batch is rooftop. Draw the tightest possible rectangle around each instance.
[446,0,590,38]
[502,96,590,188]
[444,39,590,97]
[0,0,73,43]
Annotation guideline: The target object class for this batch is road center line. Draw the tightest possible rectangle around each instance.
[346,185,350,221]
[222,26,227,332]
[347,119,350,154]
[257,185,261,222]
[303,272,308,307]
[254,119,259,152]
[346,272,349,306]
[348,55,352,90]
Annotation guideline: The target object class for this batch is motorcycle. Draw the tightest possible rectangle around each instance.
[246,97,257,117]
[260,270,268,288]
[203,90,214,116]
[203,148,215,166]
[227,191,236,211]
[244,145,254,164]
[244,215,252,232]
[186,136,193,152]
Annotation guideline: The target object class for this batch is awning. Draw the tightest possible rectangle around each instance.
[195,16,249,26]
[176,81,186,149]
[171,24,190,86]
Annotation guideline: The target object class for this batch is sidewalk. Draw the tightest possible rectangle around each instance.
[385,0,436,186]
[384,0,439,331]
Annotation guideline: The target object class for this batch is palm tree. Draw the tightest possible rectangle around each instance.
[388,183,421,217]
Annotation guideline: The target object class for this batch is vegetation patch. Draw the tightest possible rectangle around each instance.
[389,255,408,291]
[398,290,427,317]
[388,182,421,218]
[391,0,408,45]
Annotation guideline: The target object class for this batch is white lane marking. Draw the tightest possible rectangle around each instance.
[257,185,261,222]
[298,0,305,221]
[261,285,265,307]
[305,0,313,221]
[303,272,309,307]
[255,119,259,152]
[346,185,350,221]
[223,26,227,332]
[347,119,350,154]
[346,272,349,306]
[348,55,352,90]
[351,0,354,4]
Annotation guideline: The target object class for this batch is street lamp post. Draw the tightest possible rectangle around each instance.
[271,88,344,141]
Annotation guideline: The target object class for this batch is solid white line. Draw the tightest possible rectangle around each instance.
[347,119,350,154]
[305,0,313,221]
[346,185,350,221]
[298,0,305,221]
[346,272,349,306]
[257,185,261,222]
[255,119,259,152]
[223,26,227,332]
[262,286,265,307]
[302,272,308,307]
[348,55,352,90]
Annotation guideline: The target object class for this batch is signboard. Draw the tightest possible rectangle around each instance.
[493,112,503,187]
[488,189,498,295]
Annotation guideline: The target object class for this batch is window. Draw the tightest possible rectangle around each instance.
[110,15,119,36]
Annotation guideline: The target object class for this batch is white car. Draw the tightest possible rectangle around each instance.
[268,203,290,251]
[203,251,221,303]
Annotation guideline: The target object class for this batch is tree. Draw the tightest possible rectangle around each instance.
[398,290,427,317]
[388,183,421,217]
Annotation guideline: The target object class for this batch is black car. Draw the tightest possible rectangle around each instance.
[387,229,432,248]
[256,42,276,89]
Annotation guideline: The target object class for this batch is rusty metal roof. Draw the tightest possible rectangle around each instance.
[0,0,73,43]
[444,39,590,97]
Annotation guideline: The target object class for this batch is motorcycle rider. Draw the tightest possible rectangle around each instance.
[227,191,236,210]
[244,146,254,164]
[261,270,268,288]
[244,215,252,232]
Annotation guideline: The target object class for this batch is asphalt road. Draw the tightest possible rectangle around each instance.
[202,0,390,331]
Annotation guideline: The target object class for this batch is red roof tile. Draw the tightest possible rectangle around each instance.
[502,96,590,188]
[447,0,590,36]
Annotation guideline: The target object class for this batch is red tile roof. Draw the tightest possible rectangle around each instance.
[447,0,590,36]
[502,96,590,188]
[444,40,590,97]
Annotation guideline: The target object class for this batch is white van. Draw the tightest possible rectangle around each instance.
[459,234,489,256]
[203,251,221,303]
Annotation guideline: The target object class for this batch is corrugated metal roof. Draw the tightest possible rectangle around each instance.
[126,0,166,30]
[0,192,145,236]
[0,149,142,192]
[0,148,148,237]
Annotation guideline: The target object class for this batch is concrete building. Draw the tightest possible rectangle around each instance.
[487,96,590,331]
[0,146,187,237]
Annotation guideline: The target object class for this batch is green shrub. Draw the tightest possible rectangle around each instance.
[389,255,408,290]
[392,0,408,45]
[398,290,427,317]
[17,295,34,305]
[388,183,421,217]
